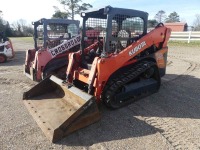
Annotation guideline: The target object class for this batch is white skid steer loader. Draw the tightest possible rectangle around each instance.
[0,32,14,63]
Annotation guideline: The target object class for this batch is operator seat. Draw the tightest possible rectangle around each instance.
[117,29,131,50]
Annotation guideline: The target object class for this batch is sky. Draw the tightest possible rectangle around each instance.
[0,0,200,26]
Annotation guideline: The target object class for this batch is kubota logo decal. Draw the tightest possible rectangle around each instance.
[48,35,81,57]
[129,41,146,56]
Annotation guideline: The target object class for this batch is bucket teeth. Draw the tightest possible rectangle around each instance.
[23,75,101,142]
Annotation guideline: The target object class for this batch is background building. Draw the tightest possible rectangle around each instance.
[164,22,188,31]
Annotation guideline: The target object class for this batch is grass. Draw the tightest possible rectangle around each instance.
[9,37,34,44]
[168,41,200,47]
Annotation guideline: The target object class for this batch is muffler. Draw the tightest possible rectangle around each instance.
[23,75,101,142]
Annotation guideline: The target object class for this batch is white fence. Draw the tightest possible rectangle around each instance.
[170,31,200,43]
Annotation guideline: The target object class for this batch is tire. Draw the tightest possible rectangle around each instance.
[0,54,7,63]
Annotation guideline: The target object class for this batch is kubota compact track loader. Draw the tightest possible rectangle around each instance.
[0,32,14,63]
[24,18,80,81]
[23,6,171,142]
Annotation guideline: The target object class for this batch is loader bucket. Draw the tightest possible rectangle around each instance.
[23,75,101,142]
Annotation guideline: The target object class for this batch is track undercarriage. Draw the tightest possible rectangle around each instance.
[102,61,161,109]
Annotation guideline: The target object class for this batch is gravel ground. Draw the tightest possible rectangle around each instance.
[0,39,200,150]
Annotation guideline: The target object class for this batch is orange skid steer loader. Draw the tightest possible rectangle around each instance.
[24,18,80,81]
[23,6,171,142]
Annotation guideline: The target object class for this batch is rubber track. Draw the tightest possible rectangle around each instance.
[102,61,157,108]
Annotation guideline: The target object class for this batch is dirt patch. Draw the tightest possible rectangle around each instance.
[0,38,200,150]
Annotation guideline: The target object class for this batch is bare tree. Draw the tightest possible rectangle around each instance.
[0,10,3,19]
[193,14,200,31]
[52,6,70,19]
[165,11,180,23]
[12,19,33,36]
[155,10,166,23]
[0,11,5,32]
[58,0,92,20]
